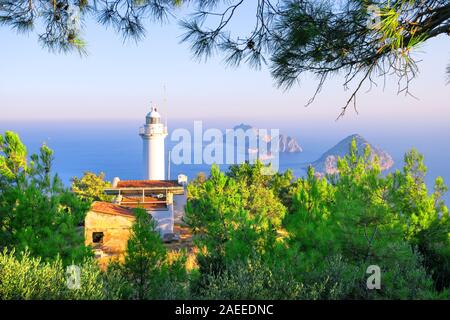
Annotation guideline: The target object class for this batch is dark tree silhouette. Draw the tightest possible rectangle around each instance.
[179,0,450,117]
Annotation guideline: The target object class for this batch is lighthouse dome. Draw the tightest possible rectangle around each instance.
[146,107,161,124]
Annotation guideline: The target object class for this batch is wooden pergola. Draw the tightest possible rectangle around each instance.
[104,180,185,210]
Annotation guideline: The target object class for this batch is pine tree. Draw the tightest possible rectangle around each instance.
[123,208,168,300]
[0,131,90,264]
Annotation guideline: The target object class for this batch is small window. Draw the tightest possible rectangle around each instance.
[92,232,104,244]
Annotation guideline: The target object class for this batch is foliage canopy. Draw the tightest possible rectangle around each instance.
[1,131,449,299]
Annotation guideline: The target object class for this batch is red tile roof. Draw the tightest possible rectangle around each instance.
[90,202,135,217]
[116,180,181,188]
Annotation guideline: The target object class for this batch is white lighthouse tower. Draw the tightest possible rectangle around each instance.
[139,106,168,180]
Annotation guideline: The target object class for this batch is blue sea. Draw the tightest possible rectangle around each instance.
[1,119,449,204]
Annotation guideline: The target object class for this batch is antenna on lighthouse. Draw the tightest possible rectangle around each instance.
[168,150,171,180]
[163,84,167,108]
[163,84,168,129]
[163,85,170,180]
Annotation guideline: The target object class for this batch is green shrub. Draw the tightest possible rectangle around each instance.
[0,249,104,300]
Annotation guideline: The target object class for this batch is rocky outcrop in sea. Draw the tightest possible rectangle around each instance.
[228,123,302,154]
[309,134,394,175]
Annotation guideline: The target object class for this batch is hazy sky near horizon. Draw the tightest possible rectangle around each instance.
[0,3,449,129]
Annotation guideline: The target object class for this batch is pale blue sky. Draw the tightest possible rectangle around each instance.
[0,3,449,129]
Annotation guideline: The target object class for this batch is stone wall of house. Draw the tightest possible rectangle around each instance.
[85,211,135,256]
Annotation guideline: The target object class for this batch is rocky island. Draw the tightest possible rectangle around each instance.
[229,123,302,153]
[309,134,394,175]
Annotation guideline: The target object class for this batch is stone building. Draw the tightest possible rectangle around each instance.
[84,177,187,260]
[85,202,135,259]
